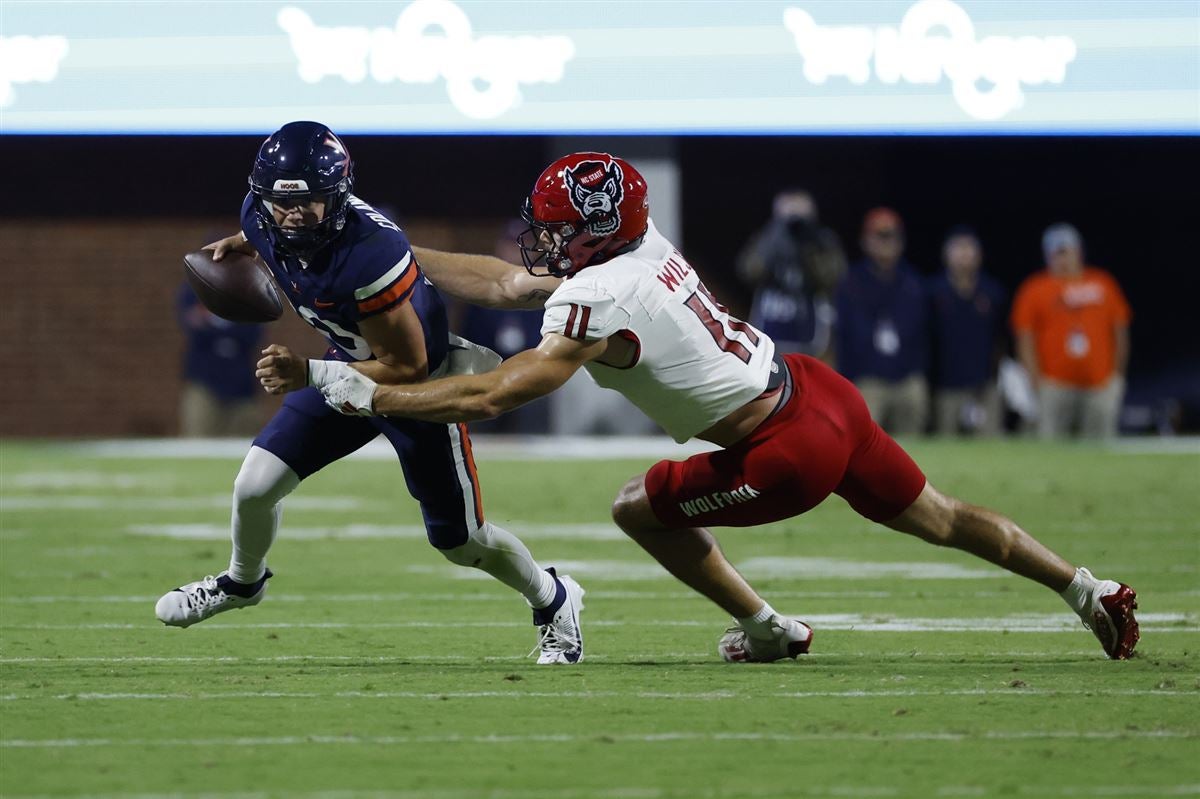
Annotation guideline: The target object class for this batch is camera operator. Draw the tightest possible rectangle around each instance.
[736,189,846,363]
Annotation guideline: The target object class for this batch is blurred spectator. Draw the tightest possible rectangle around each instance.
[459,221,550,433]
[735,189,845,361]
[835,207,929,435]
[1011,223,1131,439]
[928,226,1007,435]
[176,283,264,437]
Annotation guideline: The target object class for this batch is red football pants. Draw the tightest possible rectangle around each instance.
[645,355,926,528]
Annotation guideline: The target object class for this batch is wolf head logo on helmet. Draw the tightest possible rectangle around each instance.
[518,152,649,278]
[564,159,625,237]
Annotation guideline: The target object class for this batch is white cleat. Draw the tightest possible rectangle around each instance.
[1076,567,1139,660]
[719,614,814,663]
[530,569,585,664]
[155,569,272,628]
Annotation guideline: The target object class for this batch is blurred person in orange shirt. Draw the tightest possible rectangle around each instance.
[1010,223,1131,439]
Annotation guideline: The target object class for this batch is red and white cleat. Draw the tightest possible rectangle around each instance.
[1079,568,1139,659]
[719,615,813,663]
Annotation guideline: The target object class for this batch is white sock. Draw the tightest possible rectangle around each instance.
[1059,567,1097,616]
[441,522,557,608]
[228,447,299,584]
[737,602,778,639]
[529,569,560,610]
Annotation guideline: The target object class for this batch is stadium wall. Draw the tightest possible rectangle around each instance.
[0,218,500,437]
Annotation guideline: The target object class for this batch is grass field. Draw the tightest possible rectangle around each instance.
[1,438,1198,799]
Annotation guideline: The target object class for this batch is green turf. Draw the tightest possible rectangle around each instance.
[1,439,1197,799]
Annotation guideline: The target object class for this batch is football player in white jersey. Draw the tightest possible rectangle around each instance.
[312,153,1138,662]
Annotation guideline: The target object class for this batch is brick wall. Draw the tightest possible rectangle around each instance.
[0,218,502,437]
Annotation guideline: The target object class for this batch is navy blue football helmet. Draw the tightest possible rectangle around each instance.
[248,121,354,257]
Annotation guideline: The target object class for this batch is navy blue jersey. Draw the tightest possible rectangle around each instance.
[834,258,930,382]
[241,193,448,371]
[176,283,264,400]
[928,272,1007,390]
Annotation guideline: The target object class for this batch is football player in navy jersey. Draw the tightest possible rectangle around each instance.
[155,122,585,664]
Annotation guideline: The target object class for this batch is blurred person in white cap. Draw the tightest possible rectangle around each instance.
[1010,223,1131,438]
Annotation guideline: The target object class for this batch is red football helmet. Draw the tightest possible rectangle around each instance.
[518,152,649,277]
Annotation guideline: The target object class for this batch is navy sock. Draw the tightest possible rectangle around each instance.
[532,572,566,624]
[217,568,272,598]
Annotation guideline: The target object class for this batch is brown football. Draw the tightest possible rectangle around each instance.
[182,249,284,323]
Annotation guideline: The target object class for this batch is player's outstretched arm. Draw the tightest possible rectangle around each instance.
[204,231,259,261]
[317,334,605,423]
[413,246,560,310]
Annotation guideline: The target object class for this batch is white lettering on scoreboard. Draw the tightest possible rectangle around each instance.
[277,0,575,120]
[783,0,1078,121]
[0,35,69,108]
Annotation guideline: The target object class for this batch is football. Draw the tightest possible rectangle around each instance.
[182,249,284,323]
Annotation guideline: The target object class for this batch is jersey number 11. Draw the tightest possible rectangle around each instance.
[684,283,760,364]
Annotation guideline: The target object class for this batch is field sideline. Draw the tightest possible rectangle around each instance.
[1,438,1197,798]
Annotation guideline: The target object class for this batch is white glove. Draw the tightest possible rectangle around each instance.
[307,359,352,389]
[307,359,377,416]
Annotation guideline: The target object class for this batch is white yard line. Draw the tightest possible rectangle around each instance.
[2,472,175,490]
[0,650,1111,665]
[0,688,1192,703]
[0,589,900,604]
[409,558,1014,582]
[4,612,1192,632]
[3,509,1192,537]
[11,588,1200,605]
[59,436,721,462]
[2,729,1194,750]
[1106,438,1200,455]
[122,523,624,541]
[43,434,1200,461]
[4,787,1199,799]
[3,785,1198,799]
[39,554,1003,583]
[0,654,571,665]
[736,557,1005,580]
[1,496,369,511]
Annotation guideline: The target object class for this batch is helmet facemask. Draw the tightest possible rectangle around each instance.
[518,196,628,278]
[517,197,578,277]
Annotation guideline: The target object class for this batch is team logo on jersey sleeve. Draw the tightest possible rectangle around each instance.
[564,159,625,236]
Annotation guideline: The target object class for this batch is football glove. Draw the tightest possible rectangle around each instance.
[308,360,377,416]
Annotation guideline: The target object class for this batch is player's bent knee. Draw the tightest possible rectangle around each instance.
[436,522,493,569]
[233,446,299,510]
[611,474,662,535]
[439,540,484,568]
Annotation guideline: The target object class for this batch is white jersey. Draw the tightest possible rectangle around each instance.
[541,221,776,443]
